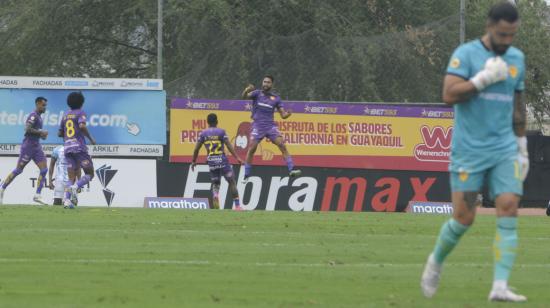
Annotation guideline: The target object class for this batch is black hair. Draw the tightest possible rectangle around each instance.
[35,96,47,104]
[207,113,218,126]
[67,91,85,110]
[488,1,519,24]
[264,74,274,82]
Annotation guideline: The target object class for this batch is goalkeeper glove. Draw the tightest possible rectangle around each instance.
[517,136,529,181]
[470,56,508,91]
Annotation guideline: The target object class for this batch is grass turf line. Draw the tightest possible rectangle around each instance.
[0,205,548,307]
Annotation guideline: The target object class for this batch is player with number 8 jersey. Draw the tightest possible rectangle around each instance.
[58,92,97,209]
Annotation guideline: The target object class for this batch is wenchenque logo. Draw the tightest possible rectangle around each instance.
[95,164,118,206]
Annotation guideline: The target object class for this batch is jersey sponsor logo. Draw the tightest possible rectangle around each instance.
[459,170,469,182]
[509,65,518,78]
[257,102,274,109]
[450,57,460,68]
[478,92,513,102]
[414,125,452,163]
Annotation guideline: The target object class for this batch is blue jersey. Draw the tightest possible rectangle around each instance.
[446,39,525,172]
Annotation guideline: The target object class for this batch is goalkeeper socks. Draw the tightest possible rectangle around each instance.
[75,174,92,189]
[432,218,469,264]
[36,167,48,194]
[493,217,518,283]
[286,157,295,172]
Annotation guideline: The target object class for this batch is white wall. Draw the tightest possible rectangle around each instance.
[0,157,156,207]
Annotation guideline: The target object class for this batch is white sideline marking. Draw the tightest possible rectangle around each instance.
[3,228,550,241]
[0,258,548,268]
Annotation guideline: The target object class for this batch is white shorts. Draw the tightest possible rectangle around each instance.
[54,180,66,199]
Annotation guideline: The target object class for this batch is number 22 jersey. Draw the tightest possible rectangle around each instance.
[198,127,229,168]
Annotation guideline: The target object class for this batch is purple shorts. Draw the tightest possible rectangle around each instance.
[17,142,46,167]
[65,151,94,171]
[209,163,234,184]
[250,125,281,142]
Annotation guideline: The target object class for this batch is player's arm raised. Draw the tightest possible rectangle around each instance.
[191,140,204,172]
[224,138,244,165]
[241,84,255,99]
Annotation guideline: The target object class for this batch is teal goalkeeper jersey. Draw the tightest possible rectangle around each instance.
[446,39,525,172]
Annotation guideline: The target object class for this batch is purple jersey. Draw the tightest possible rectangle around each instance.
[249,90,283,127]
[22,111,43,145]
[60,109,88,153]
[198,127,229,166]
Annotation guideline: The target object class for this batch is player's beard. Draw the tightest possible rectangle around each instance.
[262,85,271,92]
[489,35,510,55]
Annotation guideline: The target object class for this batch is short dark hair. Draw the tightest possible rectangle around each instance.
[67,91,85,110]
[264,75,274,82]
[488,1,519,24]
[207,113,218,126]
[35,96,47,104]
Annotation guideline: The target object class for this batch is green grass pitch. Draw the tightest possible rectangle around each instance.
[0,205,548,307]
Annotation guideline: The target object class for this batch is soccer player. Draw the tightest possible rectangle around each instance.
[191,113,244,210]
[241,75,301,180]
[0,97,49,205]
[421,2,528,302]
[48,145,81,206]
[58,92,96,209]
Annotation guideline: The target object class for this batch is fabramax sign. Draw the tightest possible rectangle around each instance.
[0,157,157,207]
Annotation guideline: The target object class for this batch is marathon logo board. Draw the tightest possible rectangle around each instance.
[171,98,453,172]
[406,201,454,215]
[0,88,166,145]
[144,197,210,210]
[0,157,156,207]
[156,161,451,212]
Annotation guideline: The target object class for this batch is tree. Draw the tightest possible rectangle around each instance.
[0,0,548,113]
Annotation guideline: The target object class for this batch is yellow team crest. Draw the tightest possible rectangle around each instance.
[459,171,469,182]
[509,65,518,78]
[270,96,276,100]
[450,58,460,69]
